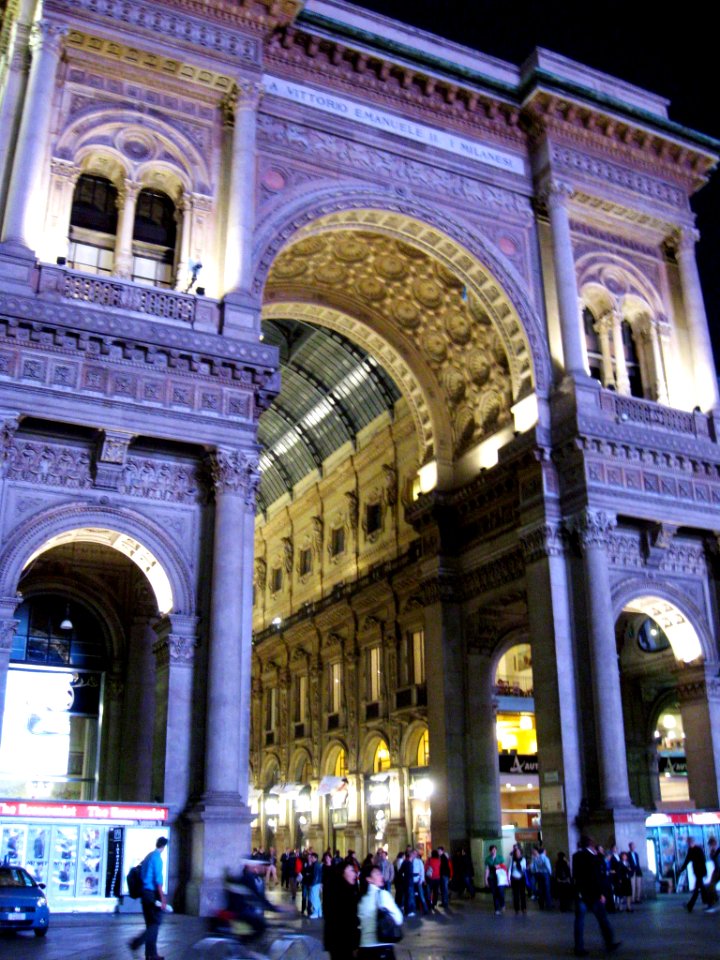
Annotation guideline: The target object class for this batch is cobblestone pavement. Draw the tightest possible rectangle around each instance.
[3,893,720,960]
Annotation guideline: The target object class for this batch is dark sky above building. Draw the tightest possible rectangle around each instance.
[355,1,720,361]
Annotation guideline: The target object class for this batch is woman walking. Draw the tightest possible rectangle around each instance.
[323,860,360,960]
[509,846,527,915]
[358,865,404,959]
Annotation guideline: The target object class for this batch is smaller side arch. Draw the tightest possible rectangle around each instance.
[401,720,429,769]
[612,577,712,663]
[321,738,349,776]
[0,501,196,617]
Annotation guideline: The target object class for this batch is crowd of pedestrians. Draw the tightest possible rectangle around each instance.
[244,832,720,959]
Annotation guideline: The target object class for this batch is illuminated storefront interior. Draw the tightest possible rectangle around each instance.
[495,644,539,834]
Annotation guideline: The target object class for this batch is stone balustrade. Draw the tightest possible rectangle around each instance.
[36,263,220,333]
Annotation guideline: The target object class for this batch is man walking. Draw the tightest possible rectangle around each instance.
[572,835,620,958]
[679,836,708,912]
[129,836,168,960]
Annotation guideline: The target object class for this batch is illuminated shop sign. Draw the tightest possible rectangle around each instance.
[499,753,539,775]
[0,800,168,821]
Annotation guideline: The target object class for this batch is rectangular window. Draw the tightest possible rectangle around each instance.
[264,688,277,732]
[330,526,346,557]
[365,502,382,536]
[270,566,283,593]
[400,629,425,687]
[366,646,382,701]
[299,547,312,577]
[411,629,425,685]
[328,661,342,714]
[294,674,308,724]
[68,240,114,276]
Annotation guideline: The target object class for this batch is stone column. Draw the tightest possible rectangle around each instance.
[0,15,32,220]
[420,556,468,850]
[113,180,141,279]
[575,510,632,810]
[118,604,158,801]
[0,596,19,749]
[677,663,720,809]
[188,447,258,916]
[151,613,198,814]
[543,180,587,380]
[1,20,67,253]
[464,642,502,848]
[611,305,631,396]
[596,313,615,388]
[645,321,669,404]
[40,159,79,263]
[223,80,261,296]
[520,521,583,856]
[174,196,192,292]
[675,227,720,410]
[98,673,124,799]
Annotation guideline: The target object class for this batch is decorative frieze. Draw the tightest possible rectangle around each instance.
[4,439,92,489]
[256,114,533,216]
[121,457,203,504]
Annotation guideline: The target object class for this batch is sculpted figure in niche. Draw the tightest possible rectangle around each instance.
[344,490,359,531]
[382,463,398,506]
[281,536,293,574]
[311,515,323,558]
[255,557,267,591]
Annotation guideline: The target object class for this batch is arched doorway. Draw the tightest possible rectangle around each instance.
[617,594,711,812]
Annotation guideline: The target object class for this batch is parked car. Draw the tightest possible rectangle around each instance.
[0,865,50,936]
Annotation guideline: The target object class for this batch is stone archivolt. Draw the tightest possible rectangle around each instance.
[266,228,521,456]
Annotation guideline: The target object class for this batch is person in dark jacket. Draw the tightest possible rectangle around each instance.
[679,836,708,912]
[323,861,360,960]
[572,836,620,958]
[554,851,573,912]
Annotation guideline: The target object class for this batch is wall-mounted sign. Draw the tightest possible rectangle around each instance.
[499,753,539,775]
[0,800,168,822]
[263,76,526,176]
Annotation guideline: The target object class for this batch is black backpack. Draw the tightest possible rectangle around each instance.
[126,864,143,899]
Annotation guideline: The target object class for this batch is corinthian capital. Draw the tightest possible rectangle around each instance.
[572,509,616,550]
[538,178,573,209]
[209,447,260,504]
[673,225,700,256]
[519,521,565,564]
[30,20,68,56]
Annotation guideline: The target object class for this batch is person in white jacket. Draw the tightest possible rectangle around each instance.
[358,865,404,959]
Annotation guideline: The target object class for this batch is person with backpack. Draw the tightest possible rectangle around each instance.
[128,836,168,960]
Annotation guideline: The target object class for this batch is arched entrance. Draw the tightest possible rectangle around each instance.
[0,507,195,808]
[616,592,715,813]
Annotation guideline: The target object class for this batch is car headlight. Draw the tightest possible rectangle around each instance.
[37,897,47,907]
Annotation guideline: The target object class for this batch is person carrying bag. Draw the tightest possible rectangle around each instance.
[358,864,404,959]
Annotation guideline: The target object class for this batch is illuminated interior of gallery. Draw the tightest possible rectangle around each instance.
[1,0,720,914]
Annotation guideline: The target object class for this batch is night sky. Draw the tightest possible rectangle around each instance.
[354,1,720,362]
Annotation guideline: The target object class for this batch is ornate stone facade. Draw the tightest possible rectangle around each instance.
[0,0,719,917]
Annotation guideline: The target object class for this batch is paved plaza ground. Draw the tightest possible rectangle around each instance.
[3,893,720,960]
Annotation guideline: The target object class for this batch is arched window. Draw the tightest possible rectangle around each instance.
[373,739,391,773]
[67,174,118,276]
[132,189,177,288]
[417,729,429,767]
[334,748,348,778]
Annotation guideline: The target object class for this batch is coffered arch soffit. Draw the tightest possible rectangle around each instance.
[54,108,212,197]
[578,253,665,323]
[253,191,549,397]
[261,206,543,472]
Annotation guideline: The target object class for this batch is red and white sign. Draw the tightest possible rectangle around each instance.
[0,799,168,822]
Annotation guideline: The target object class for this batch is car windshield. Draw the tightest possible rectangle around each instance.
[0,867,34,888]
